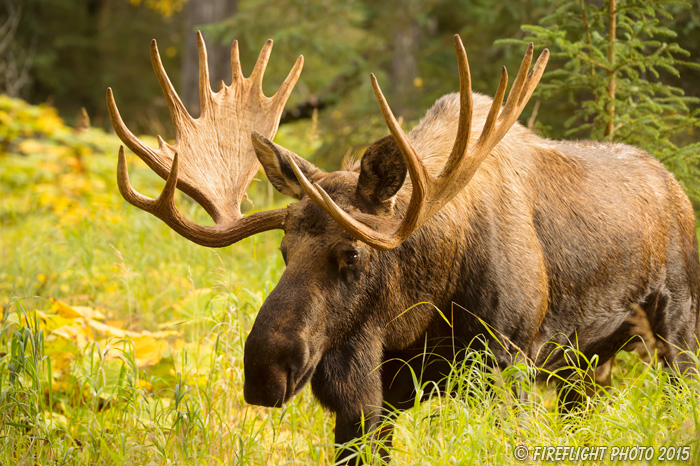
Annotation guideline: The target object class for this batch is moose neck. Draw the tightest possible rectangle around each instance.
[373,93,538,351]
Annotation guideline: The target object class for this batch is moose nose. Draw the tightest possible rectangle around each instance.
[243,328,311,407]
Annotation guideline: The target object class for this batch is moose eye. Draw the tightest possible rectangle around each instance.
[345,251,359,266]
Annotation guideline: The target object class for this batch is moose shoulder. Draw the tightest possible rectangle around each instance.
[108,33,700,464]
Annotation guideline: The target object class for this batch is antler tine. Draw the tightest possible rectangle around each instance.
[482,47,549,148]
[501,43,534,117]
[250,39,273,92]
[116,145,148,208]
[116,146,178,213]
[107,88,170,175]
[231,40,243,82]
[284,155,322,205]
[150,39,190,123]
[272,54,304,106]
[475,66,508,149]
[519,48,549,106]
[197,31,213,116]
[440,34,473,180]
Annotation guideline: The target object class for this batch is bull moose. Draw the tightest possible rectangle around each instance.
[107,33,700,463]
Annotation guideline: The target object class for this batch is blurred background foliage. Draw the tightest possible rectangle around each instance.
[4,0,698,171]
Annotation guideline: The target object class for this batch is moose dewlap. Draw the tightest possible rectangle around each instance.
[107,33,700,464]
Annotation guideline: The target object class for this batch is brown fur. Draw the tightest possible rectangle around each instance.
[244,92,700,463]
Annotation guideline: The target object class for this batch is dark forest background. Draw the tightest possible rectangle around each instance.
[3,0,700,176]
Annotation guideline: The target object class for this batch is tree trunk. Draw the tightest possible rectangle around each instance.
[388,4,420,119]
[605,0,616,140]
[181,0,237,116]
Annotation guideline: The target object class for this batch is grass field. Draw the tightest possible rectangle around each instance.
[1,95,699,465]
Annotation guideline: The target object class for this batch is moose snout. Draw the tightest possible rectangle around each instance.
[243,327,312,408]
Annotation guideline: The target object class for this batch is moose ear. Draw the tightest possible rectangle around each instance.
[356,135,407,205]
[252,132,323,200]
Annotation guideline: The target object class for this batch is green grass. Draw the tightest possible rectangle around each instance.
[1,96,699,465]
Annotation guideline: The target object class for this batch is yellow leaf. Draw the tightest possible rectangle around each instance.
[141,329,178,339]
[132,334,170,367]
[72,306,105,320]
[139,379,154,391]
[87,319,139,338]
[49,299,105,321]
[50,298,82,319]
[40,313,78,333]
[51,324,91,349]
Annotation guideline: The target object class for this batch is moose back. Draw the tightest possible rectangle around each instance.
[107,33,700,463]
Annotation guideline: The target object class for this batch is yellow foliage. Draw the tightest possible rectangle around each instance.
[35,110,65,134]
[0,95,126,226]
[17,139,45,155]
[2,298,203,399]
[127,0,185,17]
[2,95,225,421]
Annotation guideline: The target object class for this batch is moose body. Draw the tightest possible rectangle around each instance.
[245,91,700,458]
[109,34,699,463]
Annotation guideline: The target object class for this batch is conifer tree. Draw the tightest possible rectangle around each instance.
[501,0,700,204]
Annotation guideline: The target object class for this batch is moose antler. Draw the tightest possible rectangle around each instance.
[107,32,303,247]
[287,35,548,250]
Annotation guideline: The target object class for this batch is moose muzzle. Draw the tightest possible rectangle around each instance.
[243,281,325,407]
[243,330,314,407]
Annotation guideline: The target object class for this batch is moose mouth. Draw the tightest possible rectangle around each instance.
[283,361,318,404]
[245,356,320,408]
